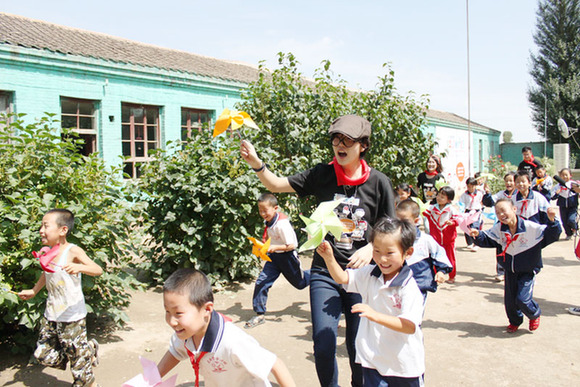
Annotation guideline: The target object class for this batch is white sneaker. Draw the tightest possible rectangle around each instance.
[494,275,504,282]
[469,245,479,252]
[568,307,580,316]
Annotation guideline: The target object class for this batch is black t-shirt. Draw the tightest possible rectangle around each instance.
[518,159,544,179]
[417,172,445,203]
[288,163,395,270]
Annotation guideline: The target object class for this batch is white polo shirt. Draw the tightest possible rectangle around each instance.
[345,264,425,378]
[169,311,277,386]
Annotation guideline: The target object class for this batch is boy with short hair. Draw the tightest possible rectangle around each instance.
[18,209,102,387]
[245,193,310,328]
[552,168,578,240]
[513,170,550,224]
[470,199,561,333]
[316,218,425,386]
[396,199,452,303]
[459,177,484,252]
[157,268,295,387]
[518,146,544,179]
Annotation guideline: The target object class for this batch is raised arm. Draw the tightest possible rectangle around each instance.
[240,140,295,193]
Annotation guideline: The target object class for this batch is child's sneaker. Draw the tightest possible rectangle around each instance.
[567,307,580,316]
[89,338,100,367]
[529,316,540,331]
[494,275,504,282]
[506,324,519,333]
[469,245,479,252]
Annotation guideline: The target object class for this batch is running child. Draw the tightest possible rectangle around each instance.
[513,170,550,224]
[157,268,295,386]
[245,193,310,328]
[396,199,452,303]
[18,209,102,387]
[459,177,484,252]
[316,218,425,386]
[470,199,561,333]
[532,166,553,203]
[423,186,460,283]
[552,168,578,240]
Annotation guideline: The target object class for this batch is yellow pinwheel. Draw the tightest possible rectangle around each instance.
[213,108,259,138]
[248,236,271,262]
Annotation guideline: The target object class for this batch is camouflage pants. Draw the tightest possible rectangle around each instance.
[34,317,95,386]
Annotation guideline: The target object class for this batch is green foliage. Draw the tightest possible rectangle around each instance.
[484,155,515,193]
[237,52,436,218]
[0,114,144,352]
[137,133,264,286]
[529,0,580,155]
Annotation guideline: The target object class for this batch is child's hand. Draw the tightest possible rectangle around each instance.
[63,263,81,275]
[547,206,558,222]
[483,183,490,194]
[18,289,35,300]
[434,271,448,284]
[316,241,334,261]
[351,303,378,322]
[445,220,455,227]
[556,188,562,194]
[469,228,480,237]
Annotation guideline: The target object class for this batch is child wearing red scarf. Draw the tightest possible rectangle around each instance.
[459,177,485,252]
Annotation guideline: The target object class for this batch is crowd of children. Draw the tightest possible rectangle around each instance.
[15,120,580,386]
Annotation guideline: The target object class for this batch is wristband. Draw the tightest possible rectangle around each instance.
[252,162,267,173]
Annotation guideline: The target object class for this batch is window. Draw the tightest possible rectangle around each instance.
[0,91,13,129]
[122,103,160,178]
[181,108,212,144]
[61,97,98,156]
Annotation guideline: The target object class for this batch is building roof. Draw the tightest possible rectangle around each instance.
[0,12,259,84]
[426,108,500,133]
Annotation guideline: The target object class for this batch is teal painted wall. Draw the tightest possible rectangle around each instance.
[500,142,553,167]
[0,46,245,169]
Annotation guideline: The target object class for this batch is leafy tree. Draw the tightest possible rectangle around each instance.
[137,134,264,286]
[502,131,513,143]
[528,0,580,157]
[0,114,144,352]
[238,52,436,216]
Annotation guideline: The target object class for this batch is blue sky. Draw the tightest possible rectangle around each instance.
[3,1,541,141]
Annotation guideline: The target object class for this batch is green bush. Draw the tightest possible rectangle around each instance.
[138,133,264,286]
[0,114,144,352]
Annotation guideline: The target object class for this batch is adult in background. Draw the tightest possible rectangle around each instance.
[417,154,445,204]
[518,146,544,179]
[240,115,395,386]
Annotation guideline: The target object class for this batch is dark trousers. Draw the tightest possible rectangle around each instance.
[464,210,482,246]
[252,251,310,314]
[310,269,363,387]
[362,367,422,387]
[504,270,541,326]
[559,206,578,237]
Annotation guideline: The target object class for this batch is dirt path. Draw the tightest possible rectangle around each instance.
[1,234,579,386]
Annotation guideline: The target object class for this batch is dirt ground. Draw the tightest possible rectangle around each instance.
[1,229,579,386]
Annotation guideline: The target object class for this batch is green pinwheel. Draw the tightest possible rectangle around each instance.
[298,200,344,253]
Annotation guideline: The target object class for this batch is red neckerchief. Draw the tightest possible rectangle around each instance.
[497,232,519,262]
[184,313,232,387]
[504,189,515,199]
[524,156,537,168]
[518,190,531,217]
[468,192,477,209]
[330,158,370,186]
[424,170,438,177]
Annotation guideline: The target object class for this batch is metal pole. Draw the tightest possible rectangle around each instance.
[466,0,472,175]
[544,94,547,156]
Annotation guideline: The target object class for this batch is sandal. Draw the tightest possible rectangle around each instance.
[89,338,100,367]
[244,315,265,329]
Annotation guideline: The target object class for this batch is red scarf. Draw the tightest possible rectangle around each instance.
[330,158,370,186]
[497,233,519,261]
[424,170,438,177]
[523,156,537,168]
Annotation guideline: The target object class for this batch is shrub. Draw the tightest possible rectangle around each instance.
[0,114,144,352]
[137,133,264,286]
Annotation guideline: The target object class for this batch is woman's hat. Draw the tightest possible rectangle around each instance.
[328,115,371,139]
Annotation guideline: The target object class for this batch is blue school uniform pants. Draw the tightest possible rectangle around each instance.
[252,251,310,314]
[559,206,578,237]
[504,270,541,326]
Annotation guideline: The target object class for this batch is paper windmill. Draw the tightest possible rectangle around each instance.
[248,237,271,262]
[298,200,344,253]
[32,245,61,273]
[456,210,482,235]
[412,197,429,216]
[212,108,259,138]
[477,172,496,181]
[483,210,498,223]
[435,179,447,190]
[122,356,177,387]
